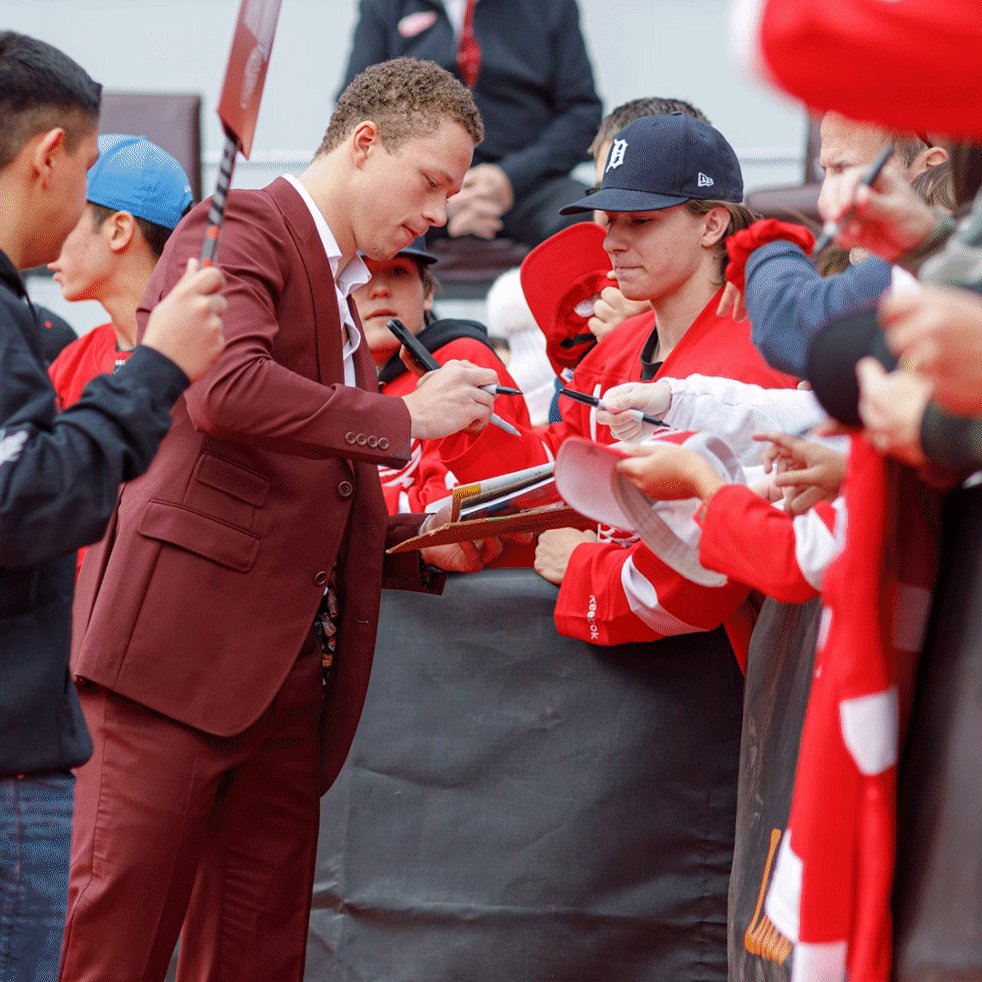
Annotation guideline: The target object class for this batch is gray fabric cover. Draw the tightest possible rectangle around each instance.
[894,483,982,982]
[727,598,821,982]
[307,567,744,981]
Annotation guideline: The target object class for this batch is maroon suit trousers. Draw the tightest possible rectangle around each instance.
[60,632,324,982]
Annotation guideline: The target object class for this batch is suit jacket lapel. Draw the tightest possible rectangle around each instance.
[265,178,344,388]
[266,178,356,479]
[349,301,379,393]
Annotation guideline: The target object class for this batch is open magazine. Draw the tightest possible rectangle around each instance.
[453,462,557,520]
[387,462,594,554]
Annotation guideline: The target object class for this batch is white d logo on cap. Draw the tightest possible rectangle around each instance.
[606,139,628,172]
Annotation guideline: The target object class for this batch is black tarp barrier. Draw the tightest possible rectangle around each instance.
[894,483,982,981]
[727,598,820,981]
[306,567,744,981]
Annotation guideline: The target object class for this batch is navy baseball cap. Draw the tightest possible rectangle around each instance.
[361,236,437,265]
[397,236,438,265]
[560,114,744,215]
[87,134,193,230]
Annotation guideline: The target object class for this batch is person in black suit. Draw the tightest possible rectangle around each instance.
[341,0,602,246]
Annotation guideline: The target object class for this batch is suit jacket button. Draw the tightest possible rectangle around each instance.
[338,480,354,498]
[313,570,329,587]
[356,433,367,446]
[344,431,356,444]
[367,435,378,448]
[378,437,389,450]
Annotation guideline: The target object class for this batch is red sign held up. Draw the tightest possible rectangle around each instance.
[201,0,282,265]
[217,0,282,159]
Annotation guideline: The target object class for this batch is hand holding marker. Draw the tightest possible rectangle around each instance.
[812,142,895,257]
[559,386,665,429]
[385,319,522,437]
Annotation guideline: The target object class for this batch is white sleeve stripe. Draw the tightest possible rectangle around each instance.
[790,507,839,590]
[793,941,848,981]
[765,831,802,943]
[839,687,899,775]
[0,430,29,467]
[620,557,706,637]
[589,382,602,443]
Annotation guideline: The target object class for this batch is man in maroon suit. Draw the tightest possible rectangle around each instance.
[61,58,502,982]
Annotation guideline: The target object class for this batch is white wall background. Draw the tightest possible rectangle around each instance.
[8,0,809,330]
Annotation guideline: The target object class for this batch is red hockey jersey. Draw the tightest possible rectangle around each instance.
[48,323,132,410]
[379,335,529,514]
[441,290,797,661]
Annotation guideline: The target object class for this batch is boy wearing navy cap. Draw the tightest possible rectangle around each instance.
[49,134,194,409]
[434,110,799,978]
[440,111,797,656]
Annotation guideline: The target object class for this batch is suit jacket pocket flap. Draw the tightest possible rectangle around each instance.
[194,454,270,507]
[138,500,260,572]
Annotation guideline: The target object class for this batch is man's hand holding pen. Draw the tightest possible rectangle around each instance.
[402,360,501,439]
[388,318,522,437]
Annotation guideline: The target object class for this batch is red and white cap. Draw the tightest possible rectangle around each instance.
[520,222,611,376]
[555,431,746,587]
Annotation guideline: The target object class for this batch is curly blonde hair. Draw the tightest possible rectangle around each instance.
[318,57,483,156]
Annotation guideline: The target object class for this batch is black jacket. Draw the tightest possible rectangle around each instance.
[341,0,602,198]
[0,250,188,775]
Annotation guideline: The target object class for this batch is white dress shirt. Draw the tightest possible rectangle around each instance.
[282,173,369,387]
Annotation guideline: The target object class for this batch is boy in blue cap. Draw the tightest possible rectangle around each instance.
[0,31,225,982]
[49,134,194,409]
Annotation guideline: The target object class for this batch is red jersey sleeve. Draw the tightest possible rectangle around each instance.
[432,337,531,427]
[554,537,752,653]
[698,485,843,604]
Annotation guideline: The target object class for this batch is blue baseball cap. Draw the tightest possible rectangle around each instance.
[87,134,193,230]
[560,114,744,215]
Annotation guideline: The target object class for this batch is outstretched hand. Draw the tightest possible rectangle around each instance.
[879,284,982,415]
[588,272,652,341]
[716,281,747,321]
[533,527,597,584]
[615,442,724,502]
[855,358,931,466]
[754,431,847,516]
[596,380,672,442]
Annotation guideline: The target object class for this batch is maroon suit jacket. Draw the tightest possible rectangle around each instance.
[72,178,441,790]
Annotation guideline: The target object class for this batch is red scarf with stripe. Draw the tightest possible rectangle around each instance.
[766,437,942,981]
